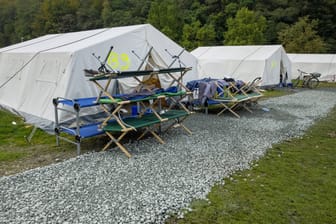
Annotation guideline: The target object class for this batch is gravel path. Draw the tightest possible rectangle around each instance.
[1,89,336,224]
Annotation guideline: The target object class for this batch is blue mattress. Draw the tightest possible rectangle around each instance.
[60,122,104,138]
[58,97,100,108]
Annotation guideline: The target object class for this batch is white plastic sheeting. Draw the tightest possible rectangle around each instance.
[0,24,198,130]
[288,53,336,81]
[191,45,292,86]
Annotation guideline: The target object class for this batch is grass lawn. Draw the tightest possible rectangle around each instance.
[260,87,295,99]
[0,109,107,176]
[167,106,336,224]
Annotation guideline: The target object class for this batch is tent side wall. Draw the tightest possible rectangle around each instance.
[192,47,268,82]
[289,54,336,81]
[263,47,291,86]
[194,55,268,84]
[0,51,74,127]
[192,45,292,86]
[0,52,34,109]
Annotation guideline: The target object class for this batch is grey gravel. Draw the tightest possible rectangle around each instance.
[1,89,336,224]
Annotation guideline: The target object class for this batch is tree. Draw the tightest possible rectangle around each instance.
[77,0,103,30]
[224,7,266,45]
[32,0,80,36]
[181,21,216,50]
[196,24,216,47]
[0,0,335,52]
[147,0,183,42]
[128,0,151,24]
[14,0,40,42]
[255,0,305,45]
[278,16,327,53]
[0,0,16,46]
[101,0,113,26]
[303,0,336,52]
[181,21,201,51]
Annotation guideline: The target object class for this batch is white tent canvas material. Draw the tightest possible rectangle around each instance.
[288,53,336,82]
[0,24,198,130]
[191,45,292,86]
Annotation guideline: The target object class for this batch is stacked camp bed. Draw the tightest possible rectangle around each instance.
[88,67,193,157]
[53,97,105,155]
[187,77,263,118]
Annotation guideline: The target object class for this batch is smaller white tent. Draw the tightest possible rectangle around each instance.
[0,24,198,131]
[191,45,292,86]
[288,53,336,81]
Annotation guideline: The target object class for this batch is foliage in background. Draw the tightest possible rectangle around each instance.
[278,16,327,53]
[32,0,80,36]
[147,0,184,42]
[0,0,335,52]
[224,7,267,45]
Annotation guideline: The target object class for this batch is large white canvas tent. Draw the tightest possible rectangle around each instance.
[191,45,292,86]
[0,24,198,131]
[288,53,336,82]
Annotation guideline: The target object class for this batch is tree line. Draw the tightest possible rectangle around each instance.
[0,0,335,53]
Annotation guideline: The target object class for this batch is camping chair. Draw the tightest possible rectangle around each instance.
[185,78,241,116]
[235,77,263,107]
[223,77,263,114]
[210,81,250,118]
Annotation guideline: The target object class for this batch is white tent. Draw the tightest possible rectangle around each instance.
[191,45,292,86]
[0,24,198,131]
[288,53,336,81]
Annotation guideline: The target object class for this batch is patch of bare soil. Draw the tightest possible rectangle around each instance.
[0,145,78,176]
[327,131,336,138]
[0,135,112,177]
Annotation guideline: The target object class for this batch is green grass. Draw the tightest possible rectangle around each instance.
[260,88,293,99]
[0,108,108,176]
[0,151,27,162]
[291,80,336,89]
[167,107,336,224]
[0,109,55,146]
[319,81,336,88]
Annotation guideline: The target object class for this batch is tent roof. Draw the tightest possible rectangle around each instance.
[191,45,285,60]
[0,24,148,53]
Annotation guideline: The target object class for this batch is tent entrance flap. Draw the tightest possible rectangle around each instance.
[126,47,191,93]
[135,46,162,89]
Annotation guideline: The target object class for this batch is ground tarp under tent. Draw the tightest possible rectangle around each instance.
[191,45,292,86]
[288,53,336,82]
[0,24,198,131]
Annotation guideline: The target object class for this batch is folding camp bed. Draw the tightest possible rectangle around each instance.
[209,77,263,117]
[53,97,106,155]
[229,77,263,109]
[88,67,193,157]
[102,110,190,158]
[187,77,263,118]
